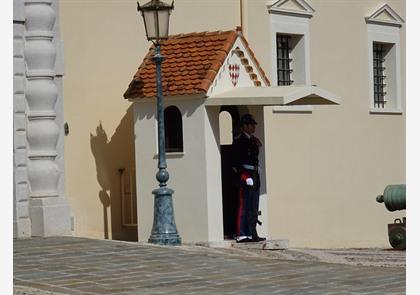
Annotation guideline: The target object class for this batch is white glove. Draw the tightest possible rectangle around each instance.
[246,178,254,186]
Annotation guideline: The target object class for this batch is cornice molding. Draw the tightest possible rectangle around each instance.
[365,4,404,27]
[267,0,315,18]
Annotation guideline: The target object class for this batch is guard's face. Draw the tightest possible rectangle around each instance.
[243,123,256,134]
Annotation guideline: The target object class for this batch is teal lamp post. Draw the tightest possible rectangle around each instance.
[137,0,181,245]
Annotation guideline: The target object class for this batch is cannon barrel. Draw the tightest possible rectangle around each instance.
[376,184,406,211]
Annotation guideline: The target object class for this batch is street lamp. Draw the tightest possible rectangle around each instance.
[137,0,181,245]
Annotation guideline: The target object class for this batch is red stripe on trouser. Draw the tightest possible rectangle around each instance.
[237,187,244,237]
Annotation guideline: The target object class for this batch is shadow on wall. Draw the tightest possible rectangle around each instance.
[90,105,138,241]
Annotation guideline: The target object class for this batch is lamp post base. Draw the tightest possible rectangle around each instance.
[148,233,181,245]
[148,187,181,246]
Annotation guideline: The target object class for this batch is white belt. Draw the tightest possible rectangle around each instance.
[243,164,258,171]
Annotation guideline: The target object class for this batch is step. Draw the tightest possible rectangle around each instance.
[232,239,289,250]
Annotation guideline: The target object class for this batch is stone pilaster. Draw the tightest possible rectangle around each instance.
[24,0,71,236]
[14,0,31,238]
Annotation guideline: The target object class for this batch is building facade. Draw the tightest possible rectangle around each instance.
[13,0,405,248]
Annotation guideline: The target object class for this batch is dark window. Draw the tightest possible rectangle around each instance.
[164,106,183,153]
[276,34,293,86]
[373,43,387,108]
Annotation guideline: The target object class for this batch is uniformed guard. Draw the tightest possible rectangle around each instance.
[231,114,266,243]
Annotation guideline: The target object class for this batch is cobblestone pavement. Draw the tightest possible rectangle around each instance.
[229,246,406,268]
[14,237,405,295]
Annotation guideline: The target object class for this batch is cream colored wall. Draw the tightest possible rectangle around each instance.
[241,0,271,81]
[170,0,240,34]
[60,1,141,239]
[245,0,405,247]
[60,0,405,247]
[59,0,240,240]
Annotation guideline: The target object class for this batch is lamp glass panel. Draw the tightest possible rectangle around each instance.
[143,10,158,40]
[157,10,170,39]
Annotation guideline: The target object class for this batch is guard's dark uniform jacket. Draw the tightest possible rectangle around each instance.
[231,132,261,188]
[231,132,262,239]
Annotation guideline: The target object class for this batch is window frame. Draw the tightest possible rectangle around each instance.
[276,34,293,86]
[367,24,402,114]
[268,2,313,113]
[269,15,310,87]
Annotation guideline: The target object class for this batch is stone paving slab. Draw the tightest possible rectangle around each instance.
[14,237,405,295]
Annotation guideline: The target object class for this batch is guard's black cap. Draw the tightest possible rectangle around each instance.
[240,114,257,126]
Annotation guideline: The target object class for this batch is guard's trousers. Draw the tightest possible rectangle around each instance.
[237,185,260,238]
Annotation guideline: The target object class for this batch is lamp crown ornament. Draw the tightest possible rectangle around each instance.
[137,0,174,11]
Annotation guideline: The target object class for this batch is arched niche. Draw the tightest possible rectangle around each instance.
[164,106,183,153]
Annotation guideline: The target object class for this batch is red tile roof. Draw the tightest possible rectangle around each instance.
[124,28,270,99]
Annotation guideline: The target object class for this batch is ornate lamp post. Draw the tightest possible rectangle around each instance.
[137,0,181,245]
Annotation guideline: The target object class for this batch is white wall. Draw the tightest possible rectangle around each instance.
[134,98,216,242]
[204,106,225,242]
